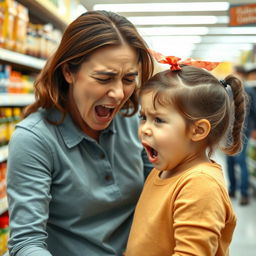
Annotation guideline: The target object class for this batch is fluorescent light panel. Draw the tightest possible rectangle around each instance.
[195,44,253,50]
[128,16,228,25]
[144,35,256,44]
[138,27,256,36]
[93,2,229,12]
[138,27,209,36]
[144,35,202,44]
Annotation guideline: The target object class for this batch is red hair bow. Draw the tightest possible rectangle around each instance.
[149,49,220,71]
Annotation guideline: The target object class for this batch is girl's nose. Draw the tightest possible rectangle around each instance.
[140,124,152,136]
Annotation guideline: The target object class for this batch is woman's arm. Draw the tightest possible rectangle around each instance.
[7,127,53,256]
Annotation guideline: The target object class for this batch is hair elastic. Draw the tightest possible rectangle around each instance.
[220,79,228,88]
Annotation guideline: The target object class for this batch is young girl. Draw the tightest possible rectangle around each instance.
[125,58,247,256]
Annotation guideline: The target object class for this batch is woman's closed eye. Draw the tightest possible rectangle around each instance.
[95,77,112,83]
[123,76,136,84]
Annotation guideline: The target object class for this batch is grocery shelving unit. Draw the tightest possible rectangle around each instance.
[0,48,45,71]
[0,146,8,164]
[18,0,69,30]
[0,197,8,215]
[248,137,256,195]
[0,0,68,217]
[0,93,35,107]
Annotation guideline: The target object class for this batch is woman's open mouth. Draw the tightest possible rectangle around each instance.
[95,104,115,122]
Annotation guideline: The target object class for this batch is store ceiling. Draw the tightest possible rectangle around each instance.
[80,0,256,63]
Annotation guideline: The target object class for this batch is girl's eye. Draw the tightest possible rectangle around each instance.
[139,114,146,121]
[155,117,164,123]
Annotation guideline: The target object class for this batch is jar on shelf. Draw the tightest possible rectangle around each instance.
[0,211,9,255]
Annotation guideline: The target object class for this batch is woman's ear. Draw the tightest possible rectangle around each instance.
[62,63,73,84]
[190,119,211,142]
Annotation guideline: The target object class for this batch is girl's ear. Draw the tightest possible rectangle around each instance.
[62,63,73,84]
[190,119,211,142]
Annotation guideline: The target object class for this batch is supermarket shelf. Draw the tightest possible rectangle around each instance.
[0,48,46,70]
[0,146,8,163]
[19,0,69,30]
[249,138,256,147]
[0,93,35,106]
[248,158,256,169]
[0,197,8,215]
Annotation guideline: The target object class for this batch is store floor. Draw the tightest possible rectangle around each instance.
[213,151,256,256]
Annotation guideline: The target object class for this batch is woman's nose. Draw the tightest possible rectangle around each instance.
[108,82,124,101]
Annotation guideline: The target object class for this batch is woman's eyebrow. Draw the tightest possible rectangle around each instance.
[125,72,138,76]
[93,71,139,76]
[93,71,117,76]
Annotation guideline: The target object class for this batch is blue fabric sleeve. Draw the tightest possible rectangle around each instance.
[7,127,53,256]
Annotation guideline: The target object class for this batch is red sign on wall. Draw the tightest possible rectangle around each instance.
[229,3,256,26]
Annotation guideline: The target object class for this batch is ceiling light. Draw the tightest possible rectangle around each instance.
[138,27,209,36]
[137,26,256,36]
[144,36,202,44]
[127,16,228,25]
[93,2,229,12]
[200,36,256,43]
[195,43,253,51]
[208,27,256,34]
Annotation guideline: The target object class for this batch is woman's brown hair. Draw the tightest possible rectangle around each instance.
[24,10,154,119]
[139,65,247,156]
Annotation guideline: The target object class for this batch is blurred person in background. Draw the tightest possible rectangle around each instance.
[226,64,256,205]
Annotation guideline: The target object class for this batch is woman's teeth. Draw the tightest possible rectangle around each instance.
[95,105,115,117]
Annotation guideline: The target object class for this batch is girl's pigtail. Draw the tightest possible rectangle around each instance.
[223,75,247,155]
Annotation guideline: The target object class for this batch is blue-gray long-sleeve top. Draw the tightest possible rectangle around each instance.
[7,108,152,256]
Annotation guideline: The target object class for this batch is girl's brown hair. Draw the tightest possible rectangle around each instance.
[24,10,154,119]
[139,65,247,156]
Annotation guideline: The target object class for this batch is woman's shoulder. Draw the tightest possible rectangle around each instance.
[17,109,48,131]
[13,108,60,144]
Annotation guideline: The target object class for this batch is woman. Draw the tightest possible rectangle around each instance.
[7,11,154,256]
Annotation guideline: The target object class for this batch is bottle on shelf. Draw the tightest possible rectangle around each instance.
[0,211,9,255]
[0,161,7,199]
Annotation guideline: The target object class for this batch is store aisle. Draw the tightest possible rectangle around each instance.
[229,196,256,256]
[213,151,256,256]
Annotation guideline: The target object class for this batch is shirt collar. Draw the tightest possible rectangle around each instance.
[48,108,116,148]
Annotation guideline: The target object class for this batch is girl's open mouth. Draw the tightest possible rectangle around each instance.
[143,143,159,163]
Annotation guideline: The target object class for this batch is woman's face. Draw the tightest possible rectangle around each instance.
[63,44,139,137]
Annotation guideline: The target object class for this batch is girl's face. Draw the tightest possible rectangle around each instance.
[139,91,198,174]
[63,44,139,137]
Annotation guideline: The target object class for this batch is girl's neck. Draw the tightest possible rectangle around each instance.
[160,154,211,179]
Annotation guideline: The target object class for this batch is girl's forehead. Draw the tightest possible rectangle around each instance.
[140,91,170,110]
[140,89,174,105]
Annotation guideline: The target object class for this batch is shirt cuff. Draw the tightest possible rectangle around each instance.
[12,246,53,256]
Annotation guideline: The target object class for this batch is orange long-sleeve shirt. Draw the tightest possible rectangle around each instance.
[126,162,236,256]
